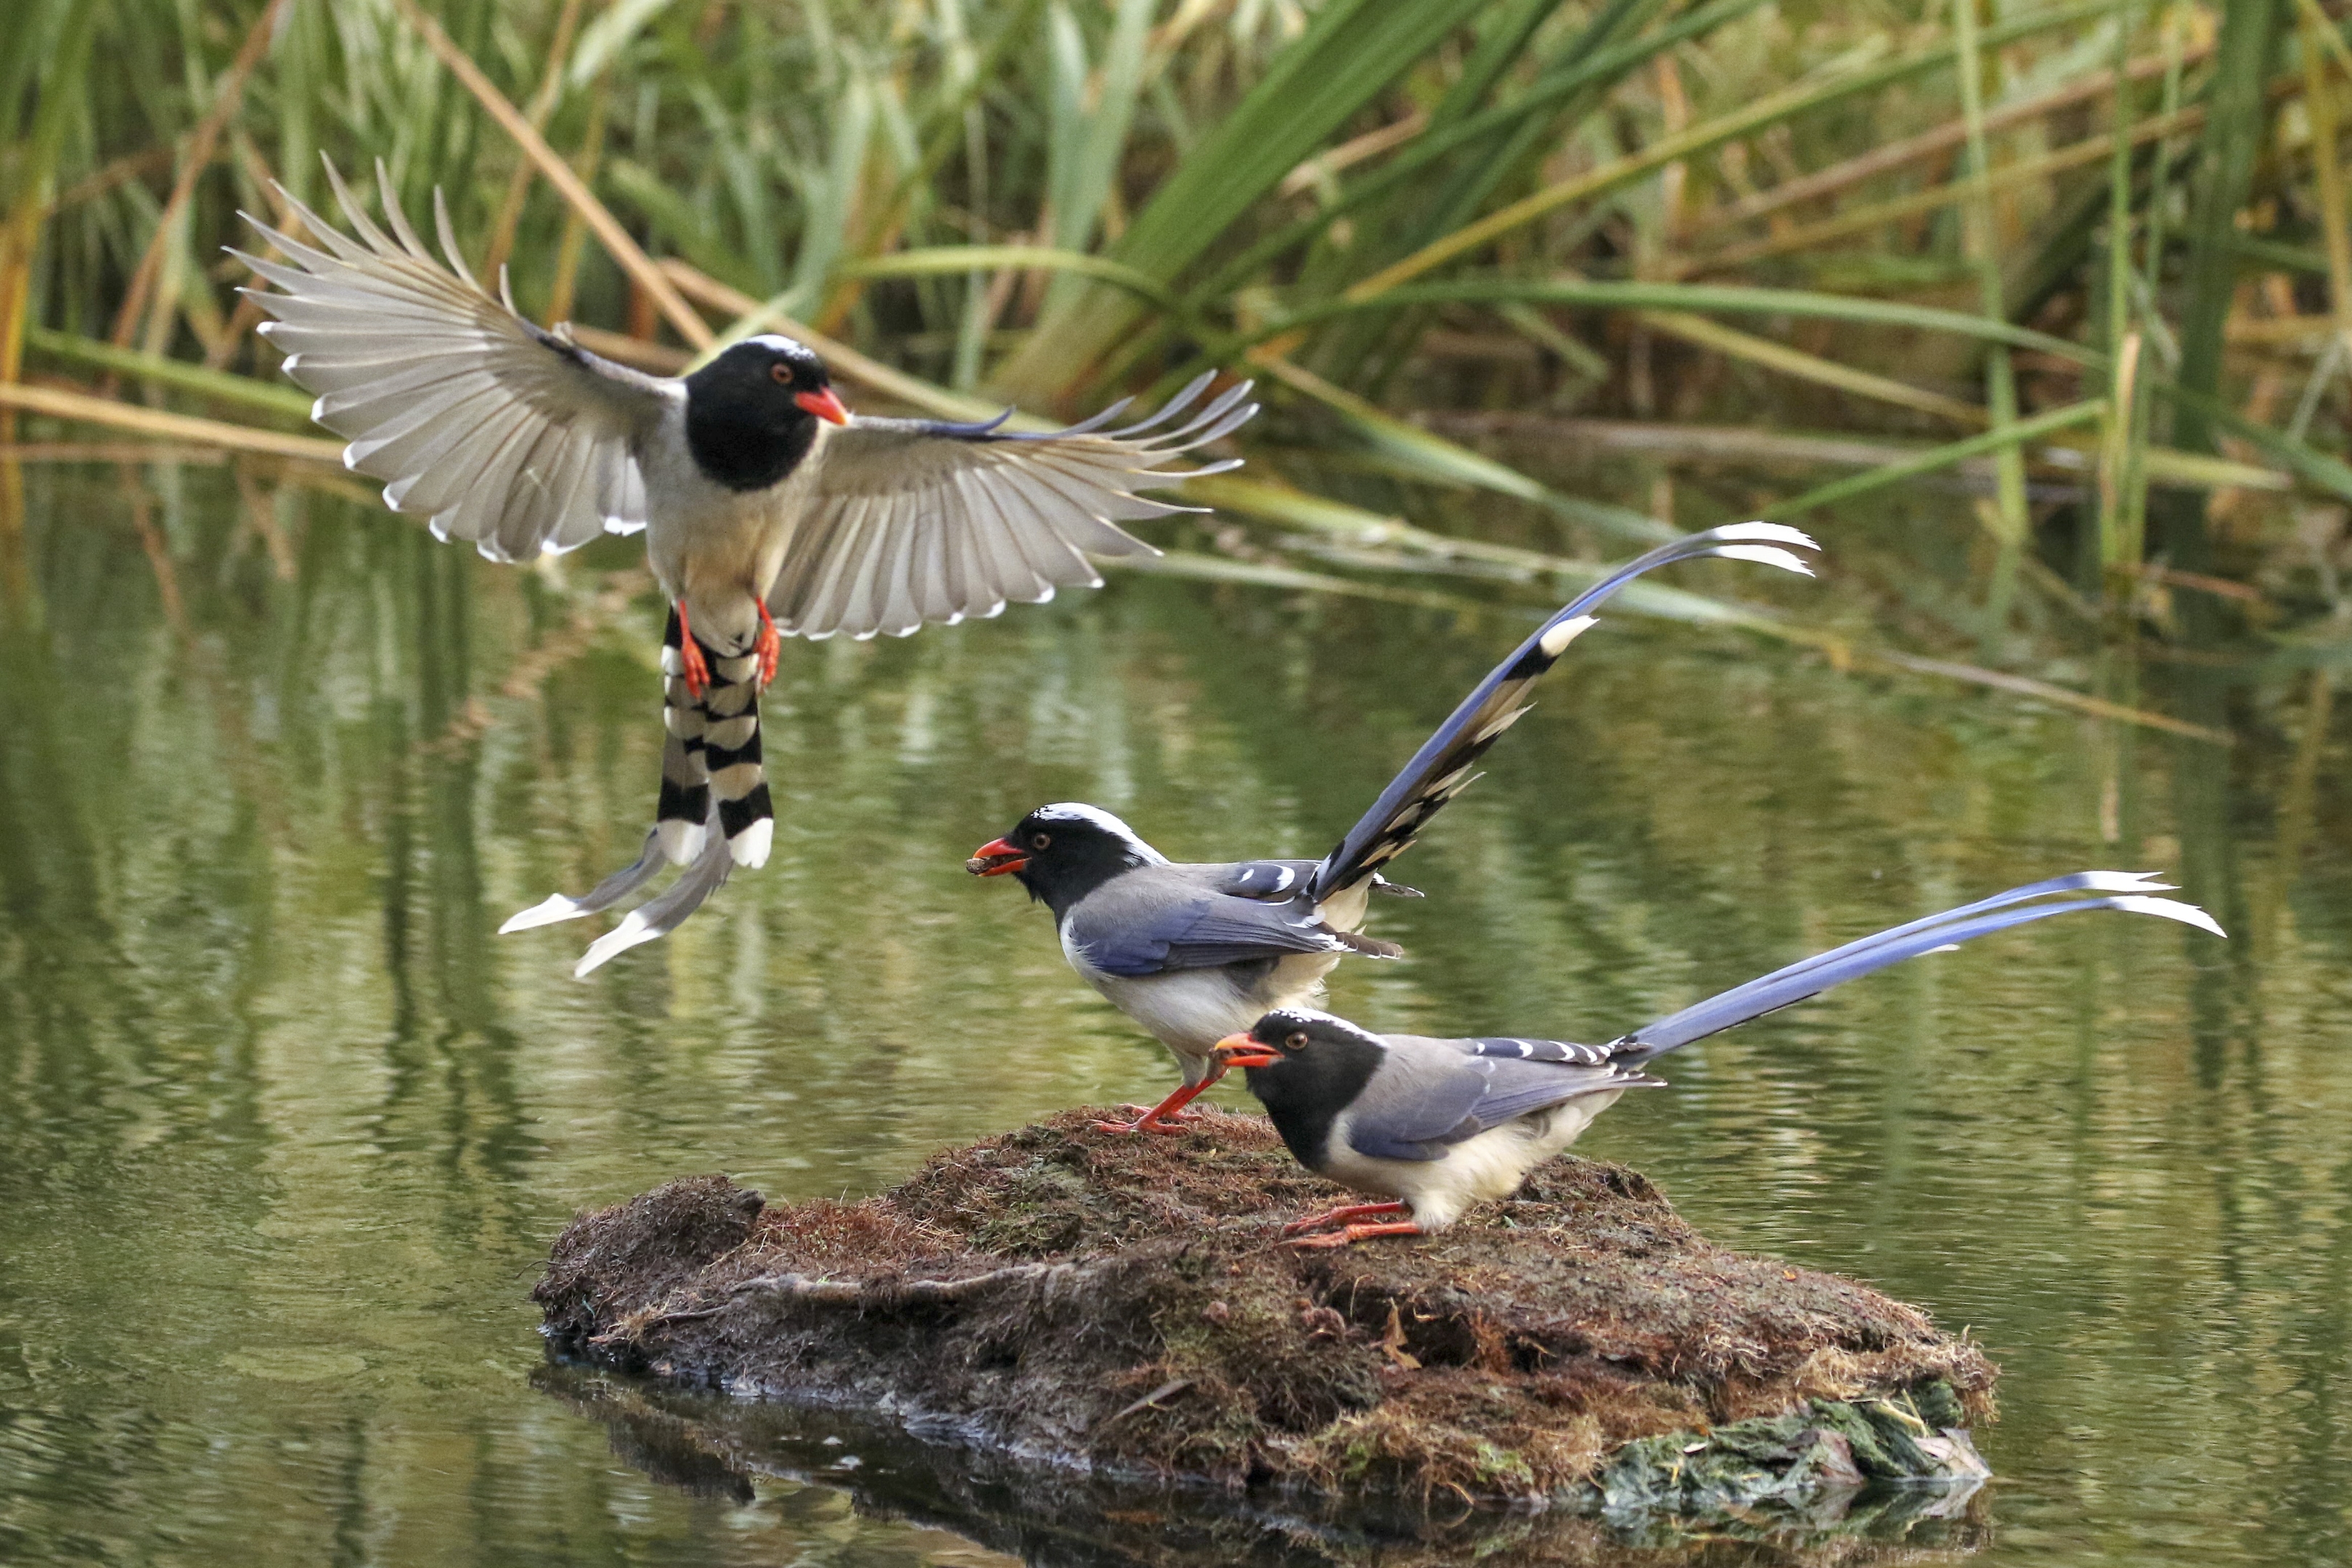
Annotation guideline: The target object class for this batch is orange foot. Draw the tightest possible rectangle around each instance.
[1094,1073,1220,1136]
[755,600,781,687]
[1281,1201,1408,1238]
[1093,1113,1195,1136]
[1283,1221,1423,1249]
[674,603,711,701]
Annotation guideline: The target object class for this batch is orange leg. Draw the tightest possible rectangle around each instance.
[1283,1220,1424,1250]
[1095,1063,1222,1135]
[674,603,711,700]
[1281,1201,1408,1238]
[754,600,781,687]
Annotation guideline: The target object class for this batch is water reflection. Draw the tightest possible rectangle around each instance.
[538,1365,1991,1567]
[1,462,2347,1566]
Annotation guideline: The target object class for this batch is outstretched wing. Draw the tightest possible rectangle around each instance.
[237,159,671,563]
[1305,523,1817,905]
[769,375,1257,640]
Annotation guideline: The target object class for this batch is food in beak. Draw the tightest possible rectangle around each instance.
[1211,1032,1283,1070]
[795,387,852,425]
[965,837,1028,876]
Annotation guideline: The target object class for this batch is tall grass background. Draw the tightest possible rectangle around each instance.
[2,0,2349,749]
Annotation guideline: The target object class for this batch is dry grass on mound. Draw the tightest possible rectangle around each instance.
[536,1108,1993,1502]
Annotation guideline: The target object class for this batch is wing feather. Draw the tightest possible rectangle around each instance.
[772,384,1258,640]
[239,157,673,560]
[914,499,955,623]
[1344,1040,1657,1163]
[1066,891,1357,979]
[878,507,923,634]
[955,467,1045,610]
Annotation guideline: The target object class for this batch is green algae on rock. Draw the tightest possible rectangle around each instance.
[534,1109,1995,1513]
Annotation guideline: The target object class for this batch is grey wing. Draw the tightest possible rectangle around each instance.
[237,159,671,562]
[1065,885,1353,979]
[1457,1036,1619,1066]
[769,374,1257,640]
[1211,860,1323,899]
[1344,1036,1658,1161]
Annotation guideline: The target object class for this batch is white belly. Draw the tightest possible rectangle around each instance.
[1320,1091,1624,1233]
[1317,881,1371,932]
[1066,928,1342,1079]
[640,413,826,648]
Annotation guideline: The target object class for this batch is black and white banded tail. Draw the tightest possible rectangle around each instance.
[497,611,773,976]
[1304,522,1818,905]
[658,608,773,869]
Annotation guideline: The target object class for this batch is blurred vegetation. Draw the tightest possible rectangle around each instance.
[2,0,2350,740]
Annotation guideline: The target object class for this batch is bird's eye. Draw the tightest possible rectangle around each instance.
[1284,1031,1309,1051]
[770,363,795,385]
[1030,832,1052,850]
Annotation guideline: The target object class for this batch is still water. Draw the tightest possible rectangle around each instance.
[0,462,2345,1566]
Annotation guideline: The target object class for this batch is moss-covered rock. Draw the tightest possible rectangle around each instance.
[1597,1389,1988,1516]
[535,1108,1995,1513]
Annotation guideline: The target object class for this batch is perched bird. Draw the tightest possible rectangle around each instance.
[967,521,1819,1132]
[237,159,1255,974]
[1212,873,2226,1246]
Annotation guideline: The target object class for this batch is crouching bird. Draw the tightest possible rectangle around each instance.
[237,158,1254,976]
[968,521,1818,1133]
[1211,873,2226,1247]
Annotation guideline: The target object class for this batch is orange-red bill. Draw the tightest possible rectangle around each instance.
[795,386,851,425]
[965,837,1026,876]
[1212,1032,1281,1070]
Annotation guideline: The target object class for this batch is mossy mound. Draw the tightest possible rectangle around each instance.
[535,1108,1994,1512]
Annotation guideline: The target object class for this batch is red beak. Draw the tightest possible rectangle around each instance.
[1211,1032,1283,1070]
[965,837,1027,877]
[794,386,851,425]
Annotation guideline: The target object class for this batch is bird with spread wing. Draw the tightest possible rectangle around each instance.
[235,160,1255,974]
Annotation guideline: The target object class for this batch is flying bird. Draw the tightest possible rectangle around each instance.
[967,521,1818,1133]
[1212,873,2226,1247]
[237,159,1255,975]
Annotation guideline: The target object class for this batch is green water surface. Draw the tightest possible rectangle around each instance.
[1,467,2345,1564]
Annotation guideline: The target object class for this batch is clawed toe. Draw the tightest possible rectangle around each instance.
[1279,1201,1408,1237]
[1280,1221,1423,1249]
[754,603,781,687]
[1093,1115,1192,1135]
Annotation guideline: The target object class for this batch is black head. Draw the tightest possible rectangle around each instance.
[681,335,848,491]
[1214,1009,1388,1170]
[965,803,1163,918]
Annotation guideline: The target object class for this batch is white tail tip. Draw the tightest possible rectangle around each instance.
[1712,544,1815,576]
[575,912,661,978]
[499,894,590,934]
[730,818,773,868]
[657,820,707,864]
[2111,895,2227,939]
[1714,521,1818,550]
[2074,870,2175,894]
[1537,614,1598,657]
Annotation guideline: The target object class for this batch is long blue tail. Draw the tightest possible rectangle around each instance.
[1615,871,2224,1058]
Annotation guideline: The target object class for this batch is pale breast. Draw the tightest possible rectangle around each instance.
[1067,933,1347,1069]
[642,412,827,647]
[1322,1092,1625,1233]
